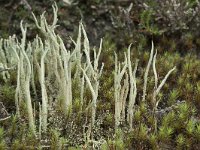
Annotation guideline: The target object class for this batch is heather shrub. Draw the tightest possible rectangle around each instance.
[135,0,200,35]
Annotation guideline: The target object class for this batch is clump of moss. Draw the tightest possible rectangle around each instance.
[0,84,15,112]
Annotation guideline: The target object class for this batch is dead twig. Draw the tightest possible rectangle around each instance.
[0,102,10,121]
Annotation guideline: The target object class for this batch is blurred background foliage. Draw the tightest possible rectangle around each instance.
[1,0,200,55]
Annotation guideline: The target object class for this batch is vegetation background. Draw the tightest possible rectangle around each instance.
[0,0,200,149]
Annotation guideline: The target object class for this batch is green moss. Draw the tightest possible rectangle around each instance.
[168,89,180,106]
[0,128,6,150]
[148,133,158,150]
[0,84,15,110]
[50,129,62,150]
[158,126,174,142]
[176,134,185,149]
[103,112,114,127]
[68,147,82,150]
[100,141,109,150]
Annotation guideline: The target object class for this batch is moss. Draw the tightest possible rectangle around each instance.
[0,128,6,150]
[176,134,185,149]
[148,133,158,150]
[103,112,114,127]
[68,147,82,150]
[11,140,26,150]
[0,84,15,111]
[49,129,62,150]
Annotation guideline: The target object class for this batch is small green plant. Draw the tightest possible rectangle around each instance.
[11,140,26,150]
[140,10,162,35]
[134,109,142,123]
[168,89,180,106]
[50,129,62,150]
[0,128,6,149]
[114,129,125,150]
[148,133,157,149]
[158,126,174,142]
[177,103,191,122]
[104,113,113,127]
[186,119,195,135]
[100,142,109,150]
[8,116,18,143]
[194,123,200,140]
[138,123,148,140]
[161,112,175,127]
[176,134,185,149]
[0,84,15,109]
